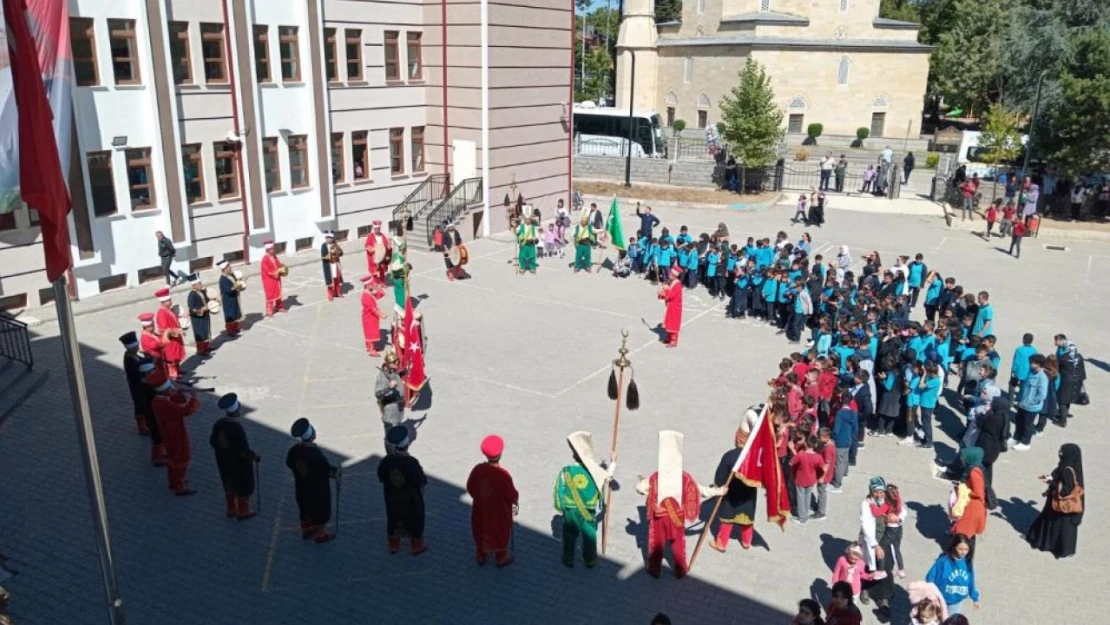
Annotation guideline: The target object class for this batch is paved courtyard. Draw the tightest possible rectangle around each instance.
[1,200,1106,624]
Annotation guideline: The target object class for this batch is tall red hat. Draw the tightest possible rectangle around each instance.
[670,265,683,281]
[138,312,155,325]
[154,288,171,302]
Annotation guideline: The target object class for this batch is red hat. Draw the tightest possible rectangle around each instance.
[138,312,155,325]
[372,220,382,227]
[480,435,504,459]
[670,265,683,281]
[146,371,173,392]
[154,288,171,301]
[360,275,376,284]
[263,239,275,249]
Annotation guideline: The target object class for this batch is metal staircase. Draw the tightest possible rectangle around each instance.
[391,174,450,229]
[410,177,484,251]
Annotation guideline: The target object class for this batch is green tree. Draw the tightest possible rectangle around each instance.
[1038,29,1110,175]
[879,0,921,23]
[655,0,681,23]
[718,58,784,193]
[578,47,613,103]
[977,103,1023,201]
[928,0,1009,115]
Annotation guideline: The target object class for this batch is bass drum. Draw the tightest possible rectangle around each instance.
[458,244,470,266]
[206,300,222,315]
[372,243,388,265]
[447,245,462,267]
[205,286,220,301]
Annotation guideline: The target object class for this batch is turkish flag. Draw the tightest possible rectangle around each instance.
[735,408,791,528]
[3,0,74,282]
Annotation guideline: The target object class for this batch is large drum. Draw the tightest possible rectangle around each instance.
[205,286,220,301]
[233,269,247,291]
[206,300,222,315]
[448,245,462,267]
[372,244,388,265]
[458,244,470,266]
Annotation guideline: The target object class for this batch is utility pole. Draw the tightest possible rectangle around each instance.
[1020,70,1047,180]
[624,50,636,187]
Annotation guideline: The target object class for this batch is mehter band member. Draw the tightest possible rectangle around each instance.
[377,425,428,555]
[186,274,214,355]
[360,275,387,356]
[466,435,519,567]
[217,260,244,336]
[658,265,684,348]
[321,231,344,301]
[138,312,165,376]
[516,216,539,274]
[376,350,405,447]
[211,393,259,521]
[555,431,615,568]
[121,331,151,436]
[260,239,285,317]
[365,220,391,283]
[710,407,763,552]
[136,358,168,466]
[150,371,200,496]
[153,288,186,379]
[286,418,338,544]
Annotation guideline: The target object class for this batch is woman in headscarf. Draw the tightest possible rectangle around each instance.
[858,477,901,619]
[950,447,987,562]
[1026,443,1084,558]
[1022,182,1040,221]
[836,245,852,282]
[1053,334,1085,426]
[973,393,1008,490]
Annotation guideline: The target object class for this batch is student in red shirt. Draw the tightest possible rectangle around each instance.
[786,372,804,420]
[1000,202,1017,237]
[791,352,810,381]
[790,434,827,525]
[984,200,1000,240]
[1009,219,1027,259]
[815,427,837,521]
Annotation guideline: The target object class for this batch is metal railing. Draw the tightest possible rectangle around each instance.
[0,313,33,370]
[671,136,726,162]
[423,177,483,248]
[392,173,450,225]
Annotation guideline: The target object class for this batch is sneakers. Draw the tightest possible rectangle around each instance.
[871,571,888,581]
[811,514,827,522]
[897,437,916,446]
[827,486,843,494]
[1034,429,1045,437]
[791,517,808,526]
[916,443,933,450]
[1013,443,1031,451]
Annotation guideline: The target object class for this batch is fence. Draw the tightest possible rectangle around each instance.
[0,313,33,370]
[670,136,726,162]
[392,173,450,225]
[424,177,483,248]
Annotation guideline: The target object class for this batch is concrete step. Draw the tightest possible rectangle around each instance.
[0,358,50,426]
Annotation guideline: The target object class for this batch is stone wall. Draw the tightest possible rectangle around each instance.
[573,155,718,187]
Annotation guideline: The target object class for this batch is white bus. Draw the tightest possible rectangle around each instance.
[573,104,665,158]
[957,130,1029,180]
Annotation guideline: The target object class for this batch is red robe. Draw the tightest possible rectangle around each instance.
[155,307,186,362]
[361,289,384,348]
[364,232,391,280]
[661,279,683,335]
[153,390,199,491]
[140,329,164,363]
[403,300,427,393]
[644,471,701,577]
[260,254,283,308]
[466,463,519,555]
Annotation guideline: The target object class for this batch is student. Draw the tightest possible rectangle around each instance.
[729,266,751,318]
[916,362,942,448]
[658,240,676,276]
[983,201,1000,239]
[971,291,993,337]
[1011,354,1048,451]
[706,246,722,298]
[627,236,642,273]
[815,427,836,519]
[789,434,825,524]
[831,543,873,601]
[683,243,700,288]
[925,534,981,615]
[762,269,779,323]
[922,271,944,323]
[873,358,901,437]
[1009,333,1038,391]
[1008,218,1027,259]
[898,361,923,446]
[675,225,693,246]
[829,392,858,492]
[848,370,873,463]
[907,254,927,308]
[826,581,864,625]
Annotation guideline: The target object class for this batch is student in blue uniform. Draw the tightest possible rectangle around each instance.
[914,362,942,448]
[628,236,642,274]
[725,245,740,298]
[922,271,944,323]
[730,266,751,318]
[643,237,660,282]
[1009,333,1038,391]
[676,226,693,246]
[658,239,676,275]
[706,246,722,298]
[907,253,928,307]
[683,243,700,288]
[972,291,994,336]
[751,268,767,318]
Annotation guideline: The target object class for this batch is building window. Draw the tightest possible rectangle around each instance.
[697,0,706,14]
[389,128,404,175]
[324,28,338,82]
[407,33,423,80]
[279,26,300,82]
[666,107,675,126]
[870,112,886,138]
[352,131,369,180]
[262,137,281,192]
[411,126,425,173]
[384,31,400,81]
[697,110,708,129]
[683,57,692,84]
[839,0,849,11]
[760,0,771,11]
[125,148,156,210]
[108,19,141,85]
[87,152,117,217]
[200,23,228,84]
[168,22,192,85]
[182,144,205,203]
[788,113,804,133]
[215,143,240,199]
[332,133,346,183]
[837,56,851,86]
[254,25,271,83]
[71,18,99,86]
[288,135,309,188]
[346,29,363,81]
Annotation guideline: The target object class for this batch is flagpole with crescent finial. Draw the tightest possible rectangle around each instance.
[601,329,638,554]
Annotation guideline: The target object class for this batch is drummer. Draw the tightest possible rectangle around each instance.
[186,274,215,356]
[217,260,244,337]
[365,220,392,283]
[443,224,465,281]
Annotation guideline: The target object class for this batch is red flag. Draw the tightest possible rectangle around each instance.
[736,409,791,528]
[3,0,74,282]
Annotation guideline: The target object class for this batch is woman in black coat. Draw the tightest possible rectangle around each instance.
[1055,338,1086,425]
[974,395,1008,488]
[1026,443,1084,558]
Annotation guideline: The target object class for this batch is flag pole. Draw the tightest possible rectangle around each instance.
[688,404,771,572]
[52,276,127,625]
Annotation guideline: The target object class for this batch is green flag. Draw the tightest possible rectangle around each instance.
[606,196,625,251]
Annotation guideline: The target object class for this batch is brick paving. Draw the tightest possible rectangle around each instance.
[1,202,1105,624]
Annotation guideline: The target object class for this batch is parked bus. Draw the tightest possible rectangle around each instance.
[957,130,1029,180]
[573,104,665,158]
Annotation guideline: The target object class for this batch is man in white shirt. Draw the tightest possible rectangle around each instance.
[880,146,893,163]
[819,152,836,191]
[1070,184,1087,221]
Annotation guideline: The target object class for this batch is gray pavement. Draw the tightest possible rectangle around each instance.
[1,200,1106,624]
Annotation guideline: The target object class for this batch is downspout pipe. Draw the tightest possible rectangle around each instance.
[442,0,450,189]
[481,0,491,236]
[220,0,251,263]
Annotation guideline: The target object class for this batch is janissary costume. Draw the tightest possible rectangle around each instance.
[321,231,344,301]
[442,225,464,281]
[286,418,338,543]
[402,303,428,408]
[185,275,214,355]
[211,393,259,520]
[216,260,243,336]
[636,431,722,578]
[377,425,428,554]
[659,266,684,348]
[389,235,408,313]
[138,312,165,376]
[376,350,406,445]
[516,216,539,274]
[573,215,594,273]
[554,431,614,568]
[121,331,151,436]
[364,220,391,282]
[260,239,285,316]
[360,275,387,356]
[136,357,167,465]
[466,435,519,567]
[150,371,199,496]
[153,288,186,379]
[711,407,763,551]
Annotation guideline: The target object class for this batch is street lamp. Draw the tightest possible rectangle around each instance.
[624,50,636,187]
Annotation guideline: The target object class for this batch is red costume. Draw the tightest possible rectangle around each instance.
[139,314,167,377]
[402,299,427,407]
[360,276,386,355]
[260,244,284,316]
[364,222,391,282]
[151,375,200,495]
[466,435,519,567]
[659,267,684,347]
[641,471,701,578]
[154,292,186,380]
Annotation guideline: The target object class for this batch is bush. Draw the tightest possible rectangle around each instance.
[925,153,940,169]
[795,147,810,161]
[672,119,686,135]
[716,121,726,134]
[856,127,870,141]
[806,123,824,139]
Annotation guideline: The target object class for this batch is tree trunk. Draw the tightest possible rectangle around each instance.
[740,166,747,195]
